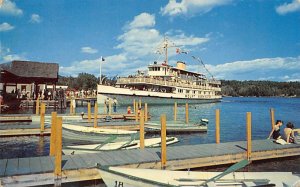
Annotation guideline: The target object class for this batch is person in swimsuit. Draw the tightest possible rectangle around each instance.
[268,120,283,140]
[283,122,300,144]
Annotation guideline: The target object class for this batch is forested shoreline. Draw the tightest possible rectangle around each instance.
[57,73,300,97]
[221,80,300,97]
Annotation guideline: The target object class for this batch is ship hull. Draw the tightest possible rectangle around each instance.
[97,85,221,106]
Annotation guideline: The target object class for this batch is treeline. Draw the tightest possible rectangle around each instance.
[57,73,117,90]
[57,73,300,97]
[221,80,300,97]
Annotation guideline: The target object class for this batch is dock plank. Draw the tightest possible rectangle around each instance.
[29,157,42,174]
[40,156,54,173]
[69,154,88,169]
[18,158,30,175]
[5,158,19,176]
[79,153,108,167]
[62,155,78,170]
[0,159,7,177]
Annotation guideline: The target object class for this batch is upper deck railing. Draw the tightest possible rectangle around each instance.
[116,77,221,91]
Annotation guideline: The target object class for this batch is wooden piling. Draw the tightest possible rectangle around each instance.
[70,99,73,115]
[35,97,40,115]
[88,102,91,122]
[270,108,275,129]
[135,102,139,122]
[247,112,252,161]
[145,103,148,122]
[139,99,142,108]
[50,112,57,156]
[161,114,167,169]
[133,99,136,113]
[174,102,177,121]
[54,117,62,176]
[215,109,220,144]
[140,110,145,149]
[185,103,189,124]
[94,102,98,128]
[40,103,46,132]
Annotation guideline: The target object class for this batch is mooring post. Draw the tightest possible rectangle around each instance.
[54,117,62,177]
[215,109,220,144]
[133,99,136,113]
[139,99,142,108]
[94,102,98,128]
[140,110,145,149]
[135,102,139,122]
[247,112,252,161]
[40,103,46,133]
[185,103,189,124]
[174,102,177,122]
[270,108,275,129]
[88,102,91,122]
[50,112,57,156]
[70,99,73,115]
[161,114,167,169]
[145,103,148,122]
[36,96,40,115]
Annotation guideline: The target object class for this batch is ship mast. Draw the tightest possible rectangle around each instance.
[164,37,168,64]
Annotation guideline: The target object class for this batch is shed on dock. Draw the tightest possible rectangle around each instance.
[0,60,59,98]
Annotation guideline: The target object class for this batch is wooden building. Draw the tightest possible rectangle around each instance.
[0,60,59,97]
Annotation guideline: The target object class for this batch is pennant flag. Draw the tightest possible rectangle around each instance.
[101,57,105,61]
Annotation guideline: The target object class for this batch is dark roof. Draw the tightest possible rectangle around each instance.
[0,60,59,79]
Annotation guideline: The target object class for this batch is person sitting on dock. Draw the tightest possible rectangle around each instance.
[283,122,300,144]
[268,120,283,140]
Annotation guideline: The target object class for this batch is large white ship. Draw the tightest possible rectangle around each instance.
[97,39,222,105]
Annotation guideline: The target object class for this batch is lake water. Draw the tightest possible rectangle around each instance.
[1,97,300,186]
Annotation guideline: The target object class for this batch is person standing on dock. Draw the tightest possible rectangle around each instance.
[113,97,118,113]
[104,98,110,114]
[268,120,283,140]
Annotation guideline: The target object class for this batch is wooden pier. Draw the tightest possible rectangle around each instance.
[1,139,300,186]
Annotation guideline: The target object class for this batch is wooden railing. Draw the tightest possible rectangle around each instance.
[117,77,221,91]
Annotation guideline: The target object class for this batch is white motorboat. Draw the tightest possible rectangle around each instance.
[98,160,300,187]
[63,137,179,155]
[62,123,137,135]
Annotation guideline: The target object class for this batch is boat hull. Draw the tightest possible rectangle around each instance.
[97,85,221,106]
[99,167,300,187]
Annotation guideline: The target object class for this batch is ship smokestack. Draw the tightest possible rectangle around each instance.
[176,61,186,70]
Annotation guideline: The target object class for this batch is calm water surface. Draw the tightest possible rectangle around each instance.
[1,97,300,186]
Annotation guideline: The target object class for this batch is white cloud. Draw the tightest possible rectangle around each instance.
[30,14,42,23]
[276,0,300,15]
[60,54,128,76]
[62,12,210,76]
[202,56,300,81]
[0,22,14,32]
[0,45,24,63]
[0,0,23,16]
[161,0,232,17]
[81,47,98,54]
[129,13,155,29]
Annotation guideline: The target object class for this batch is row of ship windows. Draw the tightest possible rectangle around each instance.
[177,89,213,95]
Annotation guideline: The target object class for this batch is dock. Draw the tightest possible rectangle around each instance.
[1,139,300,186]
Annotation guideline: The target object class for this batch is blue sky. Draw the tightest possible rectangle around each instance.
[0,0,300,81]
